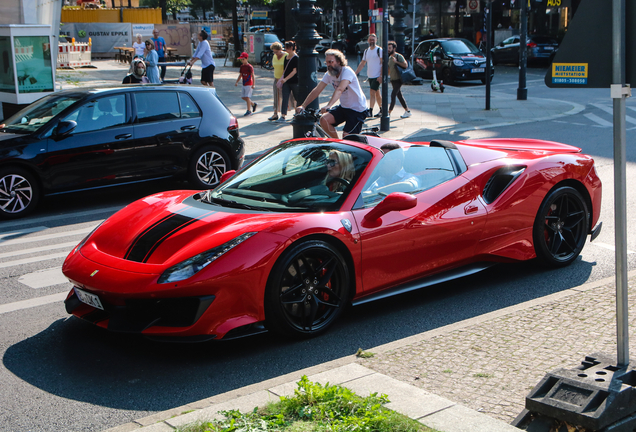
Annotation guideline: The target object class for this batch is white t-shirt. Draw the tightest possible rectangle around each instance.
[362,46,383,78]
[133,41,145,57]
[321,66,367,113]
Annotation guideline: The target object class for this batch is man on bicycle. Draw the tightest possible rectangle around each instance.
[296,49,367,139]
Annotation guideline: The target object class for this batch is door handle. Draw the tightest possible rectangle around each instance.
[464,205,479,215]
[181,125,197,131]
[115,133,132,140]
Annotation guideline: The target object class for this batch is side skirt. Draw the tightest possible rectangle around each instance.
[352,262,496,306]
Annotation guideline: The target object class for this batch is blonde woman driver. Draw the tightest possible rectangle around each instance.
[325,150,355,192]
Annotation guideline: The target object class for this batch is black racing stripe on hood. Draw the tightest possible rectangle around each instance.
[126,213,198,263]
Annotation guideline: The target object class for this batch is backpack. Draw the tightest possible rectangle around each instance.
[364,47,381,58]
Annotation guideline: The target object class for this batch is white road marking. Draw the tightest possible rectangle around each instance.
[0,206,120,230]
[19,268,69,289]
[591,103,636,125]
[0,226,95,247]
[0,292,68,315]
[0,252,69,269]
[0,241,77,259]
[0,226,48,240]
[584,113,613,127]
[592,242,636,254]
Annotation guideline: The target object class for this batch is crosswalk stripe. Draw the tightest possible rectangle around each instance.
[0,252,69,269]
[0,226,96,247]
[591,103,636,125]
[0,206,121,230]
[0,241,77,259]
[0,292,68,315]
[584,112,613,127]
[0,226,48,240]
[19,268,69,289]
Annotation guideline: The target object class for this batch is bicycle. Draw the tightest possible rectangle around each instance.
[260,50,274,70]
[294,108,380,139]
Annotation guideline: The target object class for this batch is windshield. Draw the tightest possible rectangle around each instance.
[1,93,82,134]
[440,40,481,55]
[198,141,373,212]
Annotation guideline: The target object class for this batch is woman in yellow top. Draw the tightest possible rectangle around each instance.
[269,42,288,121]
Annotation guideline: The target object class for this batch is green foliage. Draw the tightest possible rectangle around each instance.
[176,376,435,432]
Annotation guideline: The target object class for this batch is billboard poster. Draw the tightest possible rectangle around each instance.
[132,24,155,38]
[14,36,54,94]
[61,23,132,53]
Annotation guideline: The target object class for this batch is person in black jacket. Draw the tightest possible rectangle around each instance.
[122,58,149,84]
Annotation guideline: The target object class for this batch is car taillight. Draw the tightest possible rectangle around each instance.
[228,116,238,131]
[527,42,537,48]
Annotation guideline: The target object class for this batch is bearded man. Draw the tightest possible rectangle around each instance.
[296,49,368,138]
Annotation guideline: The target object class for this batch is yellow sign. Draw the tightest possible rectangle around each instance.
[552,63,588,84]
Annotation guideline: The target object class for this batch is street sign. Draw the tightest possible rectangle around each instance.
[467,0,480,13]
[545,0,635,88]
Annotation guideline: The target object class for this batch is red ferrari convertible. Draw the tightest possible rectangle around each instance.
[63,136,602,341]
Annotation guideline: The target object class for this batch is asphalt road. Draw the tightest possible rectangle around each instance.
[1,65,635,432]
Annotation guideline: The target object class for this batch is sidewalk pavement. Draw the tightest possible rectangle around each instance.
[53,60,614,432]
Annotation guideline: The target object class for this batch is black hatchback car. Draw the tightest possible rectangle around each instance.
[0,86,244,219]
[413,38,494,85]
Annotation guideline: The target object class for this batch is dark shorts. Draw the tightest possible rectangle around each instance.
[201,64,215,83]
[369,77,381,91]
[328,105,366,135]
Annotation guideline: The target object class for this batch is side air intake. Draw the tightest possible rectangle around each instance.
[483,166,526,204]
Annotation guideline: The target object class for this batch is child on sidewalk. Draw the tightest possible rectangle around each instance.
[235,52,257,116]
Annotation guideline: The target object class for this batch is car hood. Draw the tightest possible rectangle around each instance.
[86,190,293,266]
[0,131,26,143]
[454,54,485,61]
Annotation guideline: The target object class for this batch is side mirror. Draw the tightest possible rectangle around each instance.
[362,192,417,228]
[219,170,236,184]
[56,120,77,137]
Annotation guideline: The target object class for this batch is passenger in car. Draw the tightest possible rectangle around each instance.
[325,150,354,192]
[367,143,419,192]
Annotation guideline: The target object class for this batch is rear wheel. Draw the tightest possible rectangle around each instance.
[265,240,350,338]
[188,146,231,189]
[533,186,589,267]
[0,167,39,219]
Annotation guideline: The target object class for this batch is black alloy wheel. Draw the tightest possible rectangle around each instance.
[533,186,589,267]
[265,240,350,337]
[189,146,231,189]
[481,75,493,84]
[0,168,40,219]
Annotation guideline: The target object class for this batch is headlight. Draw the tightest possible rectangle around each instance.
[158,232,257,284]
[453,59,464,66]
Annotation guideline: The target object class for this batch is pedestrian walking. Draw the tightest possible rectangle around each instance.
[132,34,145,58]
[297,49,367,139]
[144,40,161,84]
[235,52,257,116]
[354,34,382,118]
[269,42,286,121]
[387,41,411,118]
[188,30,215,87]
[278,41,299,123]
[122,58,149,84]
[151,29,167,82]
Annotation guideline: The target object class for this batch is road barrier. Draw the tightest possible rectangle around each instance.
[57,42,93,68]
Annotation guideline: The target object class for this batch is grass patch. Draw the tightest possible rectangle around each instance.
[176,376,438,432]
[355,348,375,359]
[473,373,494,378]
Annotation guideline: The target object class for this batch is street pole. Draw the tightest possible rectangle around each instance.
[292,0,321,108]
[517,0,527,100]
[612,0,629,367]
[391,0,407,55]
[380,0,390,131]
[485,0,492,110]
[411,0,417,65]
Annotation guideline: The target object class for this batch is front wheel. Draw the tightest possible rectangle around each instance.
[481,75,493,84]
[0,167,40,219]
[533,186,589,267]
[188,146,231,189]
[265,240,351,338]
[442,68,454,85]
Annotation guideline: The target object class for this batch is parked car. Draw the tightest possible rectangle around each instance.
[413,38,494,84]
[345,22,369,53]
[63,136,601,341]
[315,33,347,53]
[0,86,244,219]
[263,33,282,51]
[491,35,559,65]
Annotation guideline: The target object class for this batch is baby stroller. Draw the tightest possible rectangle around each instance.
[178,65,193,84]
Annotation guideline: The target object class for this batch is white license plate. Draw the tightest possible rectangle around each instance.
[471,68,485,73]
[75,287,104,310]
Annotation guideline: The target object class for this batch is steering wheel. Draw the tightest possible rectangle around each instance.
[326,177,350,189]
